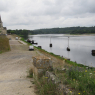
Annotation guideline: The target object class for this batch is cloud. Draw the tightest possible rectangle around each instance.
[0,0,95,30]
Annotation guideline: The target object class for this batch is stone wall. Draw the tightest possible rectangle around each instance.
[32,56,52,79]
[0,28,7,34]
[45,71,73,95]
[32,56,74,95]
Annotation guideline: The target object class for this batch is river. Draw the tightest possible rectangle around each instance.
[28,34,95,67]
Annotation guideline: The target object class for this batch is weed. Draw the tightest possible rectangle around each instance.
[58,66,95,95]
[34,76,59,95]
[0,35,10,53]
[27,69,33,78]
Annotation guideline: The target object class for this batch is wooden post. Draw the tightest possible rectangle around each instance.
[67,37,70,51]
[49,36,52,47]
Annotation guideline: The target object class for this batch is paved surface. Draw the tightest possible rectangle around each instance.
[0,35,38,95]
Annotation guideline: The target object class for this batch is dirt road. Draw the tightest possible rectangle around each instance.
[0,35,38,95]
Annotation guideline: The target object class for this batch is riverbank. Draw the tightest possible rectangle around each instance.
[34,46,95,95]
[20,35,95,95]
[28,34,95,67]
[66,33,95,36]
[0,35,10,54]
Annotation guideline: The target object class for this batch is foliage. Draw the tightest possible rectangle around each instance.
[0,35,10,53]
[20,36,95,95]
[65,60,95,69]
[35,76,58,95]
[7,29,29,39]
[64,67,95,95]
[27,69,33,78]
[7,26,95,35]
[30,26,95,34]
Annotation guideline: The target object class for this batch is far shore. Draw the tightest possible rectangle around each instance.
[65,33,95,36]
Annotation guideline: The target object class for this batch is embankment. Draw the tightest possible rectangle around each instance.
[0,35,10,53]
[20,35,95,95]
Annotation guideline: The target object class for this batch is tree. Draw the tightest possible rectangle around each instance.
[10,30,14,34]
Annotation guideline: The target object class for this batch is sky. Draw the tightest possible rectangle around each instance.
[0,0,95,30]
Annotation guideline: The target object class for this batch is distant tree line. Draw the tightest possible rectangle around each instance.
[7,27,95,38]
[31,26,95,34]
[7,29,30,39]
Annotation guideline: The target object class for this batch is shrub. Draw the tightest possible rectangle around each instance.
[0,35,10,53]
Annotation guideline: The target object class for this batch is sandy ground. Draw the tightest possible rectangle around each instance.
[0,35,38,95]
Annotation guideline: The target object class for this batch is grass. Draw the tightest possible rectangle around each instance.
[34,46,95,94]
[20,37,32,45]
[55,66,95,95]
[34,46,64,60]
[20,36,95,95]
[0,35,10,53]
[27,68,33,78]
[34,76,59,95]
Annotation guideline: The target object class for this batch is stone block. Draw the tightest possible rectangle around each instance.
[33,65,45,79]
[45,71,61,84]
[33,56,52,69]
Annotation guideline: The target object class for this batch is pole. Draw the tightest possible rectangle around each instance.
[50,36,51,43]
[68,37,69,47]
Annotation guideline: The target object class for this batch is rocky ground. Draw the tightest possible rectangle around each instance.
[0,35,39,95]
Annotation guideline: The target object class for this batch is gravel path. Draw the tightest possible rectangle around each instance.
[0,35,38,95]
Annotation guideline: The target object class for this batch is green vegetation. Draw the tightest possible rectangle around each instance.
[55,66,95,95]
[34,76,58,95]
[21,37,95,95]
[0,35,10,53]
[20,37,32,45]
[34,44,95,94]
[65,60,94,68]
[7,29,28,39]
[27,69,33,78]
[7,26,95,35]
[34,46,64,60]
[30,26,95,34]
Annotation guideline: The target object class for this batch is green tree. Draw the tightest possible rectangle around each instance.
[10,30,14,34]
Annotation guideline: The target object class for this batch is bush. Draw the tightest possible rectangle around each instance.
[35,76,58,95]
[0,35,10,53]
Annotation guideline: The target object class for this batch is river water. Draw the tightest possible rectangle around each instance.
[28,34,95,67]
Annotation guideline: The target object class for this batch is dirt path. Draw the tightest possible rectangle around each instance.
[0,35,38,95]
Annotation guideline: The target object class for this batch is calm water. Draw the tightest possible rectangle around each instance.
[29,34,95,67]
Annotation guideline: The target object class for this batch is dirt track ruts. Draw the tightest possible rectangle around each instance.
[0,35,38,95]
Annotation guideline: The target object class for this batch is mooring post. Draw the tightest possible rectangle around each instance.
[67,37,70,51]
[68,37,69,48]
[49,36,52,47]
[92,50,95,56]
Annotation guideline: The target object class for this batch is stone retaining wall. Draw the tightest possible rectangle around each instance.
[32,56,74,95]
[45,71,73,95]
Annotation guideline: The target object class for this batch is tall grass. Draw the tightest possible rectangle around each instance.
[0,35,10,53]
[34,76,59,95]
[56,66,95,95]
[66,67,95,95]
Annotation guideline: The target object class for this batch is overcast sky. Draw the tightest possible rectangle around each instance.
[0,0,95,30]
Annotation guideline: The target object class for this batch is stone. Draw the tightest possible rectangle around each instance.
[33,56,52,69]
[0,16,7,34]
[45,71,61,84]
[57,68,66,73]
